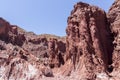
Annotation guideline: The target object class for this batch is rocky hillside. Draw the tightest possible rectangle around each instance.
[0,0,120,80]
[0,18,66,80]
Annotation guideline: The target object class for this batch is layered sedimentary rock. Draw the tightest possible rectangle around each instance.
[65,2,112,79]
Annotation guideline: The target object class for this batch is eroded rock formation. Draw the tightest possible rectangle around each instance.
[1,0,120,79]
[48,38,65,68]
[107,0,120,79]
[0,18,65,80]
[0,18,26,46]
[65,2,113,79]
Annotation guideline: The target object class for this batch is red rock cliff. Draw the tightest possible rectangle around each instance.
[1,0,120,80]
[65,2,113,79]
[108,0,120,79]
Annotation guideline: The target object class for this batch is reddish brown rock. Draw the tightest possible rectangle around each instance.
[0,18,11,41]
[65,2,112,79]
[1,0,120,79]
[108,0,120,79]
[0,18,26,46]
[48,38,65,68]
[0,43,45,80]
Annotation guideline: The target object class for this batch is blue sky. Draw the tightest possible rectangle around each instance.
[0,0,114,36]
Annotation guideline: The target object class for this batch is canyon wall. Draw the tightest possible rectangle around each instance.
[107,0,120,79]
[1,0,120,80]
[65,2,113,79]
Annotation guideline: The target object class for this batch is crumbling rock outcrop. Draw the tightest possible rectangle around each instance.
[48,38,65,68]
[0,42,43,80]
[1,0,120,79]
[65,2,113,79]
[108,0,120,79]
[0,18,26,46]
[22,36,66,68]
[0,17,66,80]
